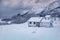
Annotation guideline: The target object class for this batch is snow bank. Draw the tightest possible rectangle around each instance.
[0,21,60,40]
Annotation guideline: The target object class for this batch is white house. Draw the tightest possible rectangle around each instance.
[28,17,43,27]
[40,19,53,27]
[28,15,53,27]
[40,15,53,27]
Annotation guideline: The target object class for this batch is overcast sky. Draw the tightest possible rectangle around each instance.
[1,0,56,8]
[0,0,56,18]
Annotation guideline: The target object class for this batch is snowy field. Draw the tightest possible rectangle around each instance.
[0,20,60,40]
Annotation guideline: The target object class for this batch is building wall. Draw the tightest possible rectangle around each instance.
[40,22,53,27]
[28,22,40,27]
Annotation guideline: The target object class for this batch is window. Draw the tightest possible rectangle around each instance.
[30,22,32,24]
[48,17,50,20]
[34,22,35,24]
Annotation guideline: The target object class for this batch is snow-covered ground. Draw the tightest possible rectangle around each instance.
[0,20,60,40]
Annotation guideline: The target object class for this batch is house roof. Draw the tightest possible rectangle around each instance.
[41,19,52,22]
[28,17,43,22]
[45,15,51,18]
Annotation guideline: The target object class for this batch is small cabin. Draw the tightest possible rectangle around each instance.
[28,17,43,27]
[40,19,53,27]
[40,15,53,27]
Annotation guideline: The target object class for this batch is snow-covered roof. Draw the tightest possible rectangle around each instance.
[41,19,52,22]
[28,17,52,22]
[28,17,43,22]
[45,15,51,17]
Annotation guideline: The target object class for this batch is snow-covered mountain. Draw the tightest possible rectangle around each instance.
[10,5,45,24]
[41,0,60,15]
[1,0,60,24]
[28,6,44,14]
[3,0,60,24]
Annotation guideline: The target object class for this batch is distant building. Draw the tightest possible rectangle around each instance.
[45,15,51,19]
[0,19,11,25]
[40,18,53,27]
[28,17,43,27]
[40,15,53,27]
[28,15,53,27]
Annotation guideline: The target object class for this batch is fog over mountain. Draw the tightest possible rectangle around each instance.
[0,0,55,18]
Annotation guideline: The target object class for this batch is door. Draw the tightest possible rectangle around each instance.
[36,22,40,27]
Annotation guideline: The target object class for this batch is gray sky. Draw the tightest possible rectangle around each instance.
[1,0,55,8]
[0,0,56,18]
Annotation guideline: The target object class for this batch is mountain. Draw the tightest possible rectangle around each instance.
[2,0,60,24]
[4,0,60,24]
[11,6,44,24]
[41,0,60,16]
[11,0,60,24]
[28,6,44,14]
